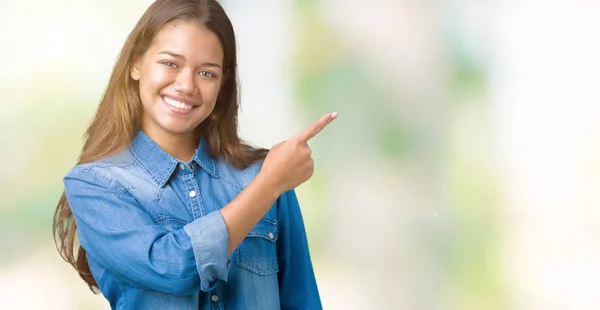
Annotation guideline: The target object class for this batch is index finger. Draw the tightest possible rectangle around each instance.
[295,112,338,143]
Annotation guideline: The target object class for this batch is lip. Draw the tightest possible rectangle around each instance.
[161,95,198,115]
[162,94,198,106]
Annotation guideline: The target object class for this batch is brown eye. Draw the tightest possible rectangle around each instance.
[163,62,177,68]
[199,71,216,79]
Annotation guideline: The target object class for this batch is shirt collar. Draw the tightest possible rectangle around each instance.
[191,137,217,178]
[129,130,217,187]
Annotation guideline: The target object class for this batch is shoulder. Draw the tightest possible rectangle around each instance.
[64,148,137,193]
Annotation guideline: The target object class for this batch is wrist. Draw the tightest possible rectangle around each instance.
[253,171,284,200]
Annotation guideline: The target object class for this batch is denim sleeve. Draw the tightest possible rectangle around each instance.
[276,190,323,310]
[63,166,229,296]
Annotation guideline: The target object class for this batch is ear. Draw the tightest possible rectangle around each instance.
[130,57,141,81]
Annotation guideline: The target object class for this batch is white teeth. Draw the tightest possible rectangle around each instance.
[163,97,193,110]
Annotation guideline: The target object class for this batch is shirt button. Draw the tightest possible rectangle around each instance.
[179,164,185,170]
[211,294,219,302]
[190,163,195,170]
[268,232,274,240]
[189,191,197,198]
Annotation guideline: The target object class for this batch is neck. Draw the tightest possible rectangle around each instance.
[142,127,198,162]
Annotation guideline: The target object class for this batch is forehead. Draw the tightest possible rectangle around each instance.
[148,20,224,63]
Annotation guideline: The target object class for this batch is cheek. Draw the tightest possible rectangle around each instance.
[140,65,171,93]
[200,83,222,105]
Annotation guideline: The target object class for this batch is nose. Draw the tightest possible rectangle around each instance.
[173,69,198,95]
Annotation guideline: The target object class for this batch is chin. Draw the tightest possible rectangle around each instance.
[158,122,198,136]
[167,127,197,136]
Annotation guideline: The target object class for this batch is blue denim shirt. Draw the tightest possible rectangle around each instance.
[63,131,322,310]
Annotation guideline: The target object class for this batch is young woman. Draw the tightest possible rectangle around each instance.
[52,0,336,309]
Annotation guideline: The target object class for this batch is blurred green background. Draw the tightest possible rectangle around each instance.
[2,0,600,309]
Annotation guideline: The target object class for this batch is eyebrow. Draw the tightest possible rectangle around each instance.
[157,50,222,69]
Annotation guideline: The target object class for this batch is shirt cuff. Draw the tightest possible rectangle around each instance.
[183,211,231,292]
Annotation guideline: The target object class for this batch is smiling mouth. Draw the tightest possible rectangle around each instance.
[162,96,195,110]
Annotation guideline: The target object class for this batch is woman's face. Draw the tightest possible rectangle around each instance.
[131,20,224,140]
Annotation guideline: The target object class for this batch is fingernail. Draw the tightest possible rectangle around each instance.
[331,112,338,119]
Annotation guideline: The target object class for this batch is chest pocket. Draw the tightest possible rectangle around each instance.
[153,216,187,232]
[236,218,279,275]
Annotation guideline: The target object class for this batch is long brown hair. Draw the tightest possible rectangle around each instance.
[53,0,267,292]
